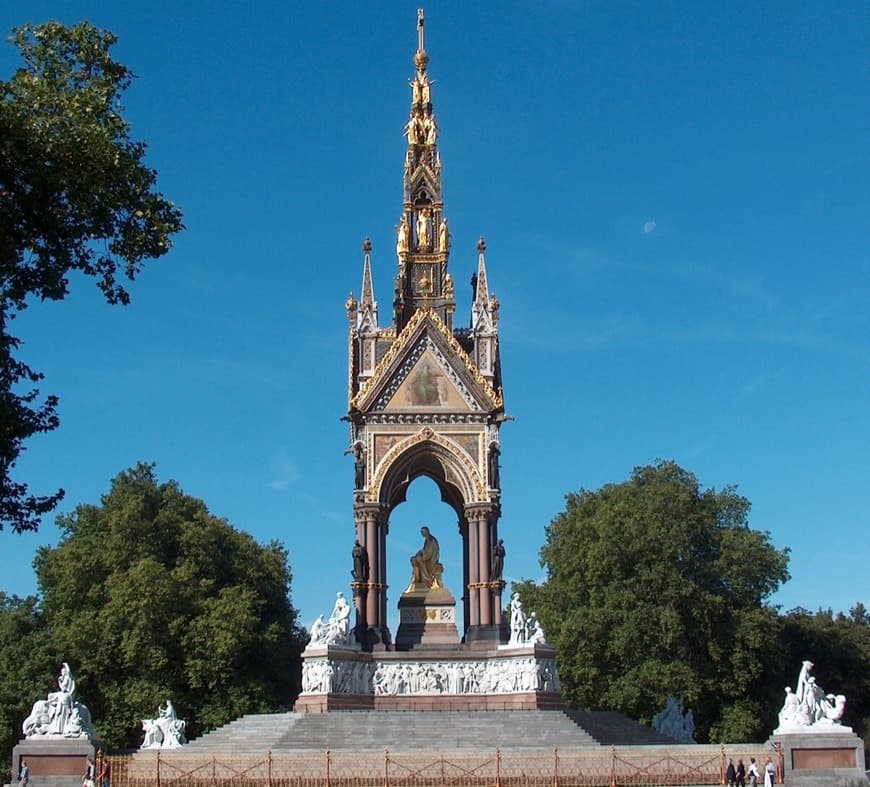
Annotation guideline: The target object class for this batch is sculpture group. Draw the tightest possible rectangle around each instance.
[775,660,848,731]
[507,592,548,647]
[22,663,95,740]
[141,700,187,750]
[306,592,353,647]
[652,696,696,743]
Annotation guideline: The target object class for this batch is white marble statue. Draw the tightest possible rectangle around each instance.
[652,696,696,743]
[306,593,354,648]
[22,663,95,739]
[308,614,328,646]
[505,594,549,647]
[527,613,548,645]
[508,593,527,646]
[328,592,352,643]
[140,700,187,749]
[774,659,850,733]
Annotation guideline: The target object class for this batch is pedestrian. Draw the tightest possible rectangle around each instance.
[736,758,746,787]
[726,758,737,787]
[748,757,760,787]
[83,756,95,787]
[763,757,776,787]
[99,757,111,787]
[18,758,29,787]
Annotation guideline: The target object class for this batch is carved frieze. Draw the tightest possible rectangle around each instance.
[301,655,560,697]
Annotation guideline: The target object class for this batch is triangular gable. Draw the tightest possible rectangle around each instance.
[382,344,473,411]
[351,308,501,412]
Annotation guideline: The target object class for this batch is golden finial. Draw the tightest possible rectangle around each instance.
[362,236,372,253]
[477,236,487,253]
[346,292,358,316]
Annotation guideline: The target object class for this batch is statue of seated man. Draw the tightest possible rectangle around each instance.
[407,526,443,591]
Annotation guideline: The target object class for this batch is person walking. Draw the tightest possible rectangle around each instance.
[748,757,761,787]
[99,757,111,787]
[736,758,746,787]
[83,756,95,787]
[18,759,29,787]
[763,757,776,787]
[726,758,737,787]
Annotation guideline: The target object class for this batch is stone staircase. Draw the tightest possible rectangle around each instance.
[184,710,607,752]
[566,710,677,745]
[182,712,302,752]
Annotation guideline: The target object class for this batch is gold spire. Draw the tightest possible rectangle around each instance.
[414,9,429,73]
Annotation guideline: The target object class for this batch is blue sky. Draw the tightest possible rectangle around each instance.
[3,1,867,633]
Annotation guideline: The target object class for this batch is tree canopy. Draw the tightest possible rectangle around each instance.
[0,22,183,532]
[515,460,791,742]
[0,463,305,763]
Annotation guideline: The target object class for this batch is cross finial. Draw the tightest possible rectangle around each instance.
[417,9,425,51]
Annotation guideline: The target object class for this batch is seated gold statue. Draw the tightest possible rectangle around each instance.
[406,526,443,591]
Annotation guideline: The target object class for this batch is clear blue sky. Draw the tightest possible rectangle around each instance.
[3,2,868,632]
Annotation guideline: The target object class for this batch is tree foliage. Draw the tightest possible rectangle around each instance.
[0,22,183,532]
[0,593,56,780]
[515,460,790,743]
[21,463,306,751]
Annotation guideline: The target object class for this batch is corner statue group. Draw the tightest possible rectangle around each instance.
[406,526,442,591]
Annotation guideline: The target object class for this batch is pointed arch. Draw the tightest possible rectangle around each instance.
[371,427,486,513]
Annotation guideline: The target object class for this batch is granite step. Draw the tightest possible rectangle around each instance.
[183,710,603,753]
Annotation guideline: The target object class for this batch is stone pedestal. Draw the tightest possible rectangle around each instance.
[395,587,460,651]
[771,730,868,787]
[11,737,96,787]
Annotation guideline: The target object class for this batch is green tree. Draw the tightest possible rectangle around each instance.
[0,22,183,532]
[515,460,790,743]
[31,463,306,749]
[0,593,57,781]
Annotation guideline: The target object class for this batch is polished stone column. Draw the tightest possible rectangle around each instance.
[354,503,389,648]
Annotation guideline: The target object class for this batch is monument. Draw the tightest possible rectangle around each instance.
[769,660,868,787]
[12,663,97,785]
[294,9,563,713]
[140,700,187,750]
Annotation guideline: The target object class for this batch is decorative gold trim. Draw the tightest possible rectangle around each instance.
[350,308,503,411]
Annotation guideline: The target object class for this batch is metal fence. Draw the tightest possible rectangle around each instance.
[99,745,783,787]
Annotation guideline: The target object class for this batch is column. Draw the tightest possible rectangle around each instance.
[467,517,480,627]
[478,511,491,626]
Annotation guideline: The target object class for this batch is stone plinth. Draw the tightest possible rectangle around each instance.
[295,643,564,712]
[12,737,96,787]
[395,587,460,651]
[771,730,868,787]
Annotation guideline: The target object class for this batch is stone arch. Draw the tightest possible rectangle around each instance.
[372,429,485,514]
[354,428,500,648]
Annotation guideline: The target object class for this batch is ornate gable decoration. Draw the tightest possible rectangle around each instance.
[350,308,502,413]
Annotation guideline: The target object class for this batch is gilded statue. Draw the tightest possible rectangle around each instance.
[396,215,410,254]
[424,114,438,145]
[416,210,431,250]
[439,218,449,252]
[407,526,443,591]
